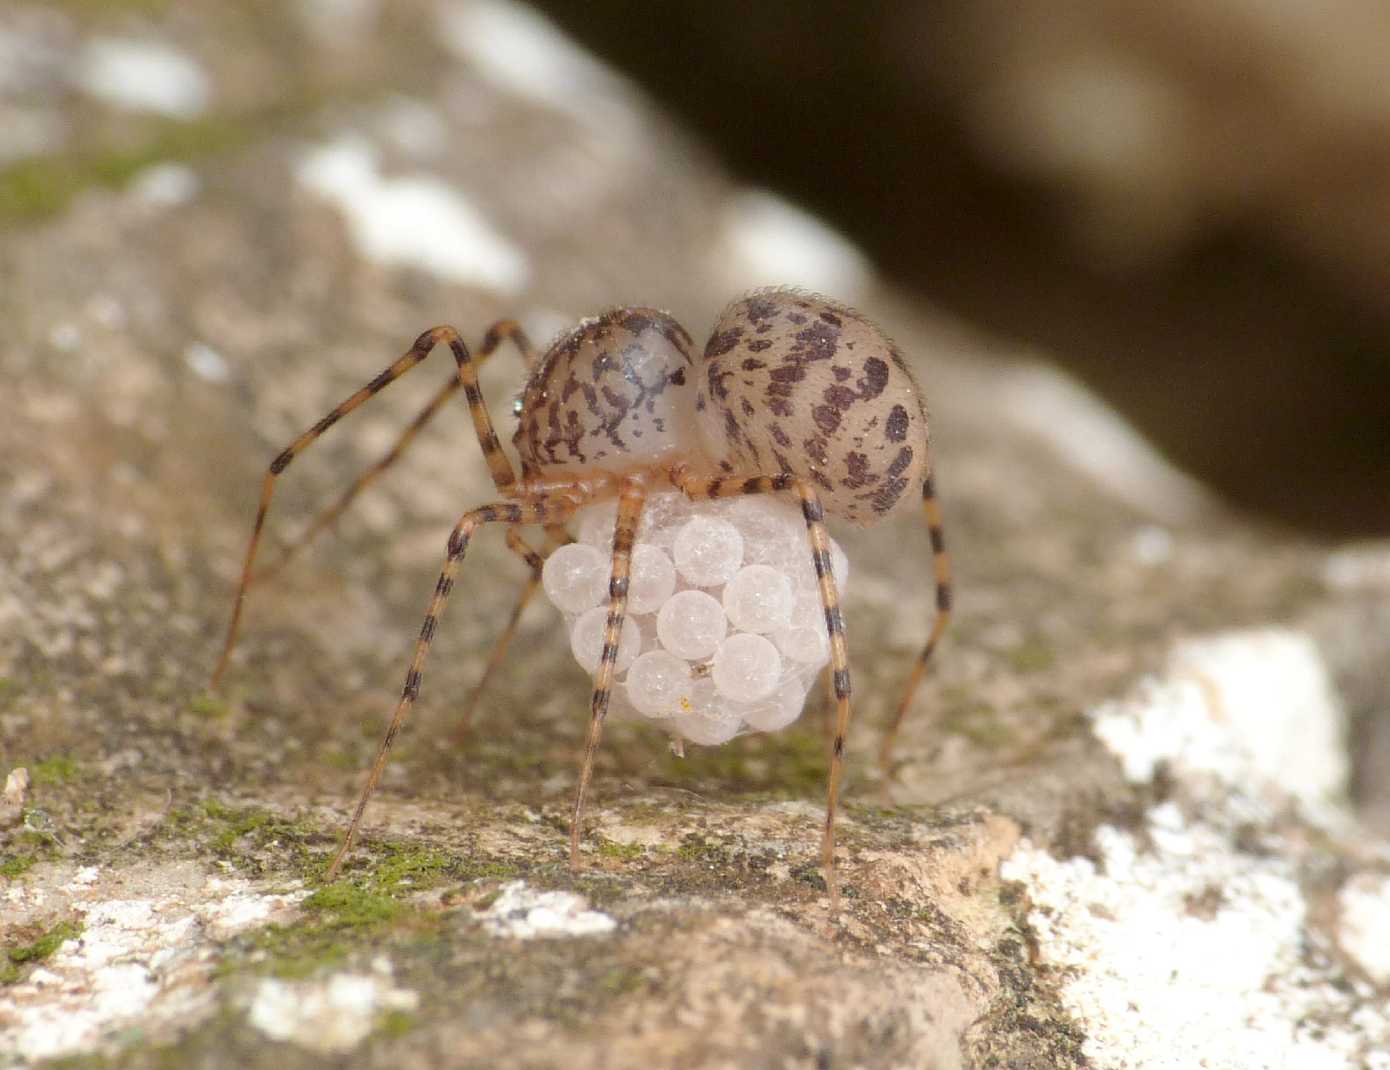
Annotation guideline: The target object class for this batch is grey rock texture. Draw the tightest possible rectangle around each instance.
[2,2,1388,1068]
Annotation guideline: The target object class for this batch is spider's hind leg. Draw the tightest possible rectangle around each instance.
[879,471,953,780]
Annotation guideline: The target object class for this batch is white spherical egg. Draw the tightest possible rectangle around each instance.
[711,632,781,703]
[626,543,676,615]
[672,515,744,586]
[656,589,727,660]
[722,564,794,634]
[673,709,744,745]
[541,543,609,613]
[736,679,809,733]
[569,605,641,675]
[624,650,695,718]
[772,622,830,665]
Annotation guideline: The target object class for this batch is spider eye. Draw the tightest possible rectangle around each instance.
[512,395,524,417]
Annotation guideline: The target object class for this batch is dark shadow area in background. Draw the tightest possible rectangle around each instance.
[533,0,1390,536]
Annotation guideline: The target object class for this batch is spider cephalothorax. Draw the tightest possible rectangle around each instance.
[513,307,700,476]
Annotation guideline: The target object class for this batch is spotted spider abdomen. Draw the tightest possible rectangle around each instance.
[514,307,701,475]
[695,290,929,525]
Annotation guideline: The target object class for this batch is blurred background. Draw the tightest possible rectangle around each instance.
[526,0,1390,536]
[5,0,1389,534]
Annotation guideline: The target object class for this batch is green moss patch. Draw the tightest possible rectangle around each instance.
[164,799,330,881]
[1007,638,1057,674]
[30,755,81,786]
[208,828,522,979]
[0,115,257,225]
[595,838,645,863]
[217,877,455,980]
[0,852,40,879]
[188,692,231,720]
[2,918,83,985]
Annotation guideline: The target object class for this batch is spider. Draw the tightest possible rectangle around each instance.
[211,288,952,904]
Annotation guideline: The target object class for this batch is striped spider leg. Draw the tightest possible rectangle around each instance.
[452,523,572,742]
[327,492,586,879]
[212,320,534,687]
[879,471,953,778]
[568,475,648,866]
[668,465,851,907]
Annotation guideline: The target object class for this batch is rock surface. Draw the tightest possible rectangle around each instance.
[2,2,1388,1068]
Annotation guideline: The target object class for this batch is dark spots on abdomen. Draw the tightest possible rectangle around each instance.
[793,322,839,362]
[886,403,910,442]
[867,475,908,513]
[705,328,744,358]
[745,295,779,322]
[859,357,889,400]
[886,445,914,480]
[823,384,856,411]
[844,451,875,489]
[707,363,733,401]
[812,405,841,435]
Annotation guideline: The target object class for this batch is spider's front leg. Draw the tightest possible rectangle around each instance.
[213,321,532,688]
[452,524,572,742]
[568,476,647,868]
[326,492,582,880]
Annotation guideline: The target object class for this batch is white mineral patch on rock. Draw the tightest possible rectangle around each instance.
[477,881,616,939]
[719,189,872,302]
[1093,628,1348,816]
[129,162,201,208]
[3,766,29,823]
[1324,543,1390,591]
[1004,804,1388,1070]
[184,341,229,383]
[296,0,379,47]
[999,363,1211,523]
[438,0,636,145]
[296,136,529,294]
[1338,874,1390,985]
[1004,629,1390,1070]
[247,972,418,1055]
[76,38,211,119]
[0,869,307,1063]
